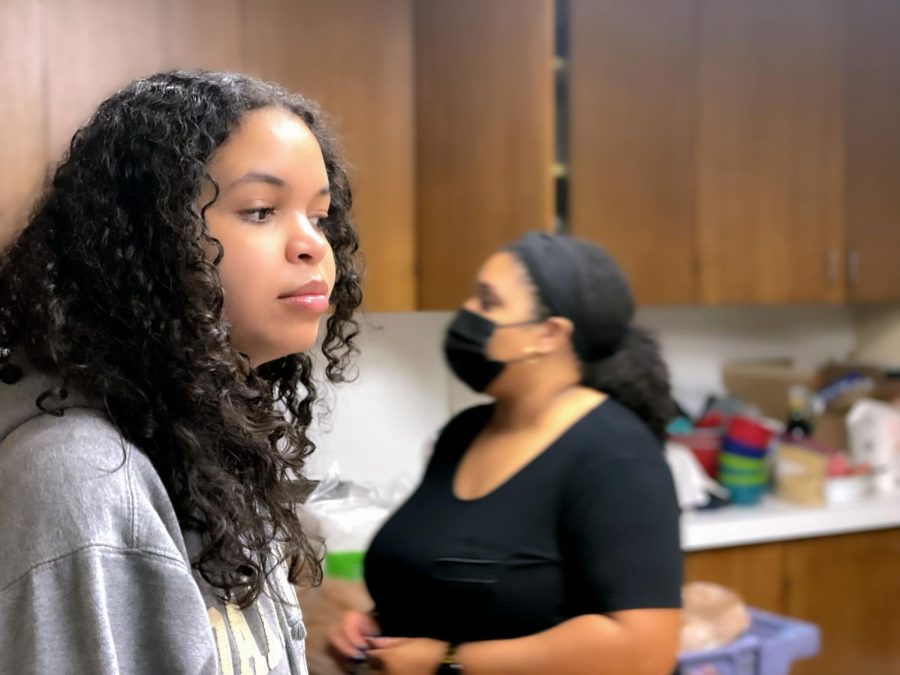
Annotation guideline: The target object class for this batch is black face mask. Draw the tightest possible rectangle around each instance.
[443,309,541,393]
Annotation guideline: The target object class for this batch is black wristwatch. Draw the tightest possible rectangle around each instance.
[436,644,463,673]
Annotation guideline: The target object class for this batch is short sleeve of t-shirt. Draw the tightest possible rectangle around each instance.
[559,422,683,614]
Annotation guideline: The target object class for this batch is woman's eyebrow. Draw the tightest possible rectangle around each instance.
[227,171,285,189]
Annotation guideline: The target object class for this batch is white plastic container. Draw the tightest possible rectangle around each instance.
[846,399,900,493]
[824,474,873,505]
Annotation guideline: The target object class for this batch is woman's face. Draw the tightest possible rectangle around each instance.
[463,251,543,362]
[201,106,336,366]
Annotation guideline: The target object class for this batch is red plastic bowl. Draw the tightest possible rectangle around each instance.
[670,431,721,478]
[696,411,726,429]
[726,416,773,450]
[691,448,719,479]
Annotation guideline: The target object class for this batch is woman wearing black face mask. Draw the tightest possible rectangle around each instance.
[329,233,682,675]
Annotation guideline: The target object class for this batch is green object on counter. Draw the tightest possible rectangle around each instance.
[718,469,768,486]
[719,451,767,471]
[325,551,365,580]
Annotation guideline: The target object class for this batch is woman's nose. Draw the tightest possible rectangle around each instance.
[462,297,480,313]
[285,214,328,264]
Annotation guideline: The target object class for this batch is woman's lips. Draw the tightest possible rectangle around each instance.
[278,280,330,313]
[278,293,330,313]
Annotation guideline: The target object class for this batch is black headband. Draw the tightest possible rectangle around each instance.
[506,232,631,362]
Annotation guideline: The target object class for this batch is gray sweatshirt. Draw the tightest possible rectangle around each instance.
[0,363,309,674]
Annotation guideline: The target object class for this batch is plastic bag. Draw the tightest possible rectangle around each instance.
[301,463,414,580]
[681,582,752,652]
[299,464,413,675]
[666,442,730,509]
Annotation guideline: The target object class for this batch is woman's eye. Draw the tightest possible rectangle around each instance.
[310,214,329,229]
[239,207,276,224]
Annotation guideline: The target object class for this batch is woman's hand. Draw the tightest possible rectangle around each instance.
[365,637,448,675]
[327,610,381,671]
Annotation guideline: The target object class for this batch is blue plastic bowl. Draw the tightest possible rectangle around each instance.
[722,436,769,458]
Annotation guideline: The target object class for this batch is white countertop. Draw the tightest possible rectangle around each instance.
[681,491,900,551]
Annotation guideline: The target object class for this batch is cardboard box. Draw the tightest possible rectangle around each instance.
[775,441,874,506]
[722,359,817,420]
[813,411,848,452]
[817,362,900,410]
[775,442,829,507]
[721,359,859,451]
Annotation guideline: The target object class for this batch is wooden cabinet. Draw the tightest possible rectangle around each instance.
[415,0,555,310]
[568,0,900,306]
[695,0,845,305]
[684,541,786,613]
[5,1,900,310]
[160,0,245,73]
[685,528,900,675]
[245,0,416,311]
[569,0,698,305]
[47,0,415,312]
[45,0,246,160]
[1,0,416,311]
[46,0,198,159]
[43,0,261,161]
[785,528,900,675]
[844,0,900,302]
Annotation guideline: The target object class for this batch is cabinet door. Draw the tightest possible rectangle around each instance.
[0,0,44,250]
[569,0,698,305]
[160,0,244,74]
[47,0,413,312]
[45,0,244,160]
[785,528,900,675]
[696,1,845,304]
[844,0,900,302]
[415,0,555,310]
[246,0,416,311]
[684,542,786,613]
[46,0,166,160]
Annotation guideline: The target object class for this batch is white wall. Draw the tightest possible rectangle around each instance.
[308,306,857,485]
[306,313,451,486]
[638,305,856,414]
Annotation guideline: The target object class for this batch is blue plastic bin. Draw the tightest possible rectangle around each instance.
[679,609,820,675]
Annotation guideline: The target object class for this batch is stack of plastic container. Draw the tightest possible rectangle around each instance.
[718,417,773,506]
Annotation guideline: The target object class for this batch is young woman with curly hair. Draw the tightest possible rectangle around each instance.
[0,70,362,674]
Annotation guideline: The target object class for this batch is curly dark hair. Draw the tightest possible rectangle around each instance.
[0,70,362,607]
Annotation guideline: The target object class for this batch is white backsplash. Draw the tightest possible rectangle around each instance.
[306,312,451,486]
[307,306,856,485]
[637,305,856,415]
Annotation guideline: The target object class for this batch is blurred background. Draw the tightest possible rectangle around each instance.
[2,1,900,673]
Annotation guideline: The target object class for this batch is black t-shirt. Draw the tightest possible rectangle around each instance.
[364,399,683,645]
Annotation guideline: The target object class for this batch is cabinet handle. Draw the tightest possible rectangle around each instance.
[826,249,838,286]
[848,249,860,288]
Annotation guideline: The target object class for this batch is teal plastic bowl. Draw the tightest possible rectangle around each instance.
[727,483,767,506]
